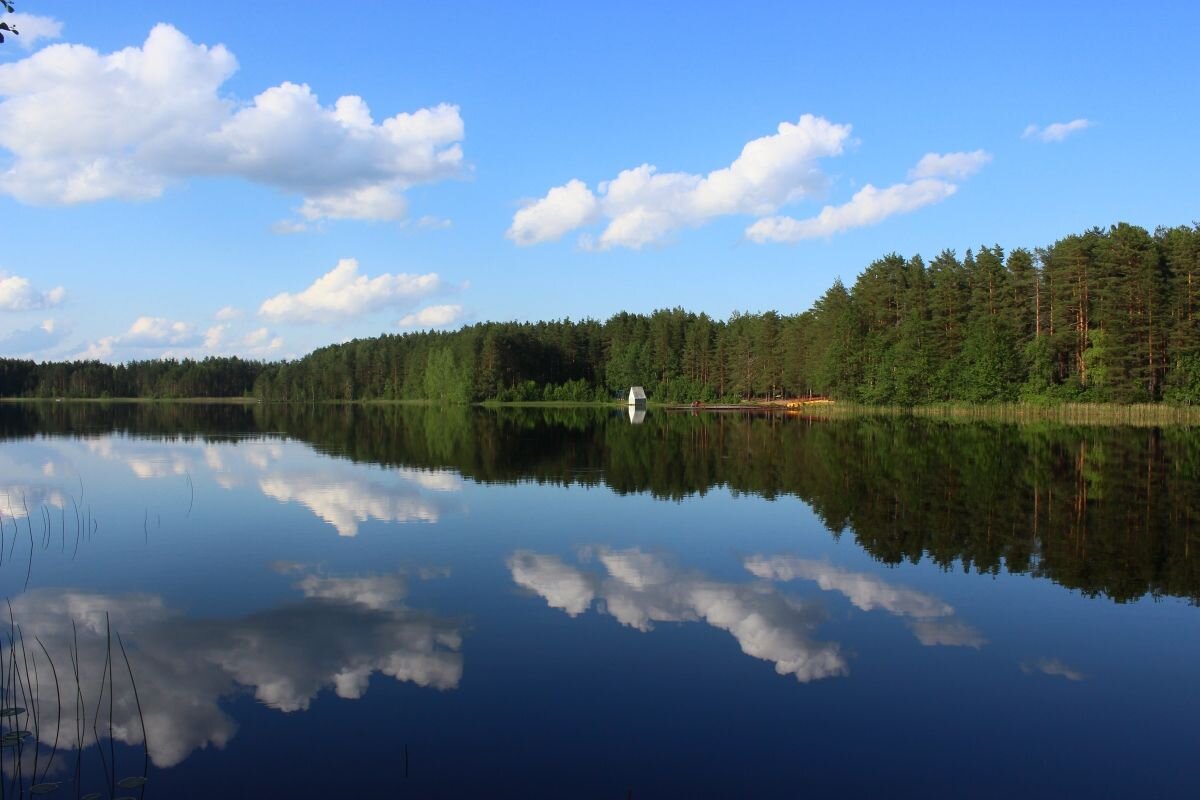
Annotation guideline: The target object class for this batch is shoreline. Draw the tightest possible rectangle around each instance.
[4,396,1199,425]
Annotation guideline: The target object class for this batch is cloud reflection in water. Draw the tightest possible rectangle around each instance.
[9,566,462,768]
[744,555,986,648]
[1020,657,1085,681]
[508,548,848,683]
[75,436,464,536]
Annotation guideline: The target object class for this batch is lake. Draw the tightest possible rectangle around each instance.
[0,402,1197,798]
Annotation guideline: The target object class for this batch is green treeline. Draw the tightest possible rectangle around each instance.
[4,221,1199,404]
[0,356,265,399]
[253,221,1200,403]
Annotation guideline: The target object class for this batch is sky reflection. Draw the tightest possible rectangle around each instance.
[23,434,465,538]
[9,564,462,767]
[0,413,1194,797]
[510,548,848,682]
[745,555,986,648]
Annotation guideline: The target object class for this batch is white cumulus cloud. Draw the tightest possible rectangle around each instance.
[258,258,443,324]
[508,115,852,249]
[747,179,957,243]
[1022,118,1092,143]
[203,324,227,349]
[241,327,271,347]
[746,149,988,244]
[398,304,464,329]
[77,315,200,360]
[123,319,284,360]
[0,24,464,221]
[4,13,62,49]
[413,215,452,230]
[907,149,992,180]
[507,179,599,245]
[0,271,65,310]
[123,316,196,345]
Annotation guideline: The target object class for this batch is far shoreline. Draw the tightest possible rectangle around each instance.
[4,396,1199,426]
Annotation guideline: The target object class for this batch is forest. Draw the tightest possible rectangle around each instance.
[3,221,1199,404]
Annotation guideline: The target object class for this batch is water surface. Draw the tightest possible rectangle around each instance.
[0,402,1196,798]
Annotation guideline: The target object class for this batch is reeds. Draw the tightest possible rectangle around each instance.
[785,401,1200,427]
[115,632,148,798]
[0,485,101,589]
[0,606,148,799]
[0,483,151,794]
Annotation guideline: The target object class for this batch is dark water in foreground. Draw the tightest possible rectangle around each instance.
[0,402,1197,798]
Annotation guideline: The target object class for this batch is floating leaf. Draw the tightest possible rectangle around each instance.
[1,730,31,741]
[30,783,61,795]
[117,777,148,789]
[81,794,103,800]
[0,707,25,717]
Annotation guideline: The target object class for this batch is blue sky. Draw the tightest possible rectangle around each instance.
[1,0,1197,362]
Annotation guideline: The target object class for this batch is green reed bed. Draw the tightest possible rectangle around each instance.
[791,402,1200,427]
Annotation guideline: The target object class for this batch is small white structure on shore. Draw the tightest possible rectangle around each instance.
[627,386,646,407]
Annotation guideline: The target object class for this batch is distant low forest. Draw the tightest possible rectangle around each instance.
[3,221,1199,404]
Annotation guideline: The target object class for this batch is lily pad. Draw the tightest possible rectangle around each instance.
[117,777,148,789]
[81,794,103,800]
[0,707,25,717]
[30,783,60,795]
[1,730,31,741]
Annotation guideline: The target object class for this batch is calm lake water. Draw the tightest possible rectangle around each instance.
[0,402,1197,798]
